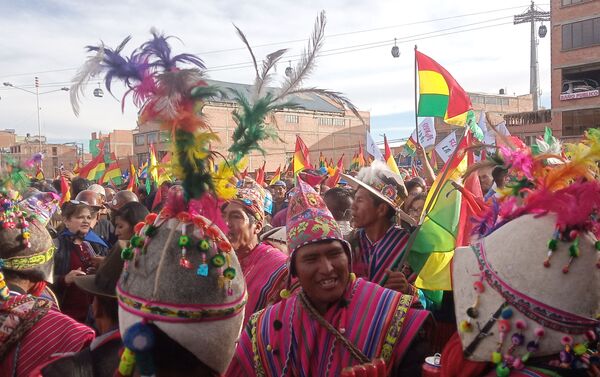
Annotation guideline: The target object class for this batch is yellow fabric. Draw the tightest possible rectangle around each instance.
[444,111,469,127]
[418,70,449,95]
[415,251,454,290]
[386,156,400,174]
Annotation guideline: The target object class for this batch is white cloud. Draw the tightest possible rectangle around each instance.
[0,0,551,143]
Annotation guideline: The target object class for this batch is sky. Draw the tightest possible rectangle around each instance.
[0,0,551,147]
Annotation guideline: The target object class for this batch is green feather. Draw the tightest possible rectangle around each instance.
[228,90,298,164]
[174,130,214,201]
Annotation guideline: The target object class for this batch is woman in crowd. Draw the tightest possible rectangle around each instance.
[52,201,109,322]
[112,201,150,241]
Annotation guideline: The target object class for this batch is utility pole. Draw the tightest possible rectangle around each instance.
[34,76,42,153]
[514,1,550,111]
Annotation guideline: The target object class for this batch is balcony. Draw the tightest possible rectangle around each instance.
[504,110,552,127]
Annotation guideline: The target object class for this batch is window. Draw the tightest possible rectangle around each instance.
[137,153,149,166]
[285,114,299,124]
[147,132,158,145]
[52,147,58,155]
[160,131,170,143]
[135,134,146,146]
[317,117,345,126]
[562,107,600,136]
[562,17,600,50]
[561,0,591,6]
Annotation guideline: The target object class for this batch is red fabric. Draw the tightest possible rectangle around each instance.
[1,308,94,377]
[271,207,288,227]
[415,51,472,119]
[440,332,490,377]
[60,246,93,322]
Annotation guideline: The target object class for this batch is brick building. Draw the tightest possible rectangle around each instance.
[434,91,535,143]
[91,129,134,171]
[133,80,369,173]
[5,133,78,177]
[550,0,600,141]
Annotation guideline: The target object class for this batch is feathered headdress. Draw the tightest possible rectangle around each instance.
[228,10,363,167]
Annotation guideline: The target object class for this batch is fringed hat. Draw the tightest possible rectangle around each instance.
[71,29,248,375]
[342,160,412,224]
[453,129,600,375]
[0,190,59,295]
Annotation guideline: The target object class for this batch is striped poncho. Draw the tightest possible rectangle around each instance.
[226,278,429,376]
[354,226,411,285]
[239,242,289,326]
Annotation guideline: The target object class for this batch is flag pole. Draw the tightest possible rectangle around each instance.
[414,45,420,149]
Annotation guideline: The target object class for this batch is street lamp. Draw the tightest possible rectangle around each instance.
[2,79,69,152]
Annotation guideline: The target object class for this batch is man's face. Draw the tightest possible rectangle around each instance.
[351,187,382,228]
[222,202,259,253]
[272,185,286,201]
[294,240,349,312]
[479,171,493,194]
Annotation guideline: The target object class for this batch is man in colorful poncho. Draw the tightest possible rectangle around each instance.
[343,161,417,293]
[0,192,95,377]
[223,180,290,325]
[226,178,430,376]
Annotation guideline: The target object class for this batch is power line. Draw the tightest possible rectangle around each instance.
[2,15,515,92]
[0,3,545,81]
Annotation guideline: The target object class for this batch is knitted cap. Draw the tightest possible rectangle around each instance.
[286,178,350,260]
[231,179,266,222]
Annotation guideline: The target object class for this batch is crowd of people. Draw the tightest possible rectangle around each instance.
[1,25,598,377]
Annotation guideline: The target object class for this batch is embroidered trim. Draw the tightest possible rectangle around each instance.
[249,311,266,377]
[379,294,412,362]
[117,285,247,323]
[2,247,55,270]
[473,242,599,334]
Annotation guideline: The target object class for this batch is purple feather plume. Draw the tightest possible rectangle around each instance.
[141,28,205,71]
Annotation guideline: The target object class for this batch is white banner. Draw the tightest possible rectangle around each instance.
[366,131,384,161]
[435,131,458,163]
[410,117,437,148]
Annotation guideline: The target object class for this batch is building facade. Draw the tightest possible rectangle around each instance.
[5,133,78,178]
[551,0,600,141]
[133,80,370,173]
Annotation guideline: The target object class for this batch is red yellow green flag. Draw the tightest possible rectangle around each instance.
[78,141,106,180]
[357,141,366,168]
[59,176,71,205]
[293,135,312,175]
[255,161,266,185]
[384,135,400,174]
[99,156,123,185]
[126,159,138,192]
[416,50,472,126]
[148,144,159,183]
[269,166,281,186]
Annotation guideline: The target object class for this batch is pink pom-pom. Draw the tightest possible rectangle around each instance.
[515,320,527,330]
[512,358,525,370]
[561,335,573,346]
[569,230,578,240]
[585,330,597,342]
[534,327,545,338]
[498,320,511,333]
[473,281,485,294]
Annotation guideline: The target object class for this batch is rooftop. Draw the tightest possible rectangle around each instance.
[206,79,345,114]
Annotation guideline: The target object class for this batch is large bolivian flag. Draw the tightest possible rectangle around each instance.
[416,51,474,128]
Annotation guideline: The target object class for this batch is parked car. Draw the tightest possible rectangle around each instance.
[561,79,599,94]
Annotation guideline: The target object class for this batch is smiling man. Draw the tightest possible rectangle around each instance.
[222,180,289,326]
[227,179,430,376]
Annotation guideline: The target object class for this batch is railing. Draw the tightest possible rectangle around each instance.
[504,109,552,126]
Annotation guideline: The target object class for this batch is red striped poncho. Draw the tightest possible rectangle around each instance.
[226,278,429,376]
[239,242,289,327]
[355,226,411,285]
[0,294,95,377]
